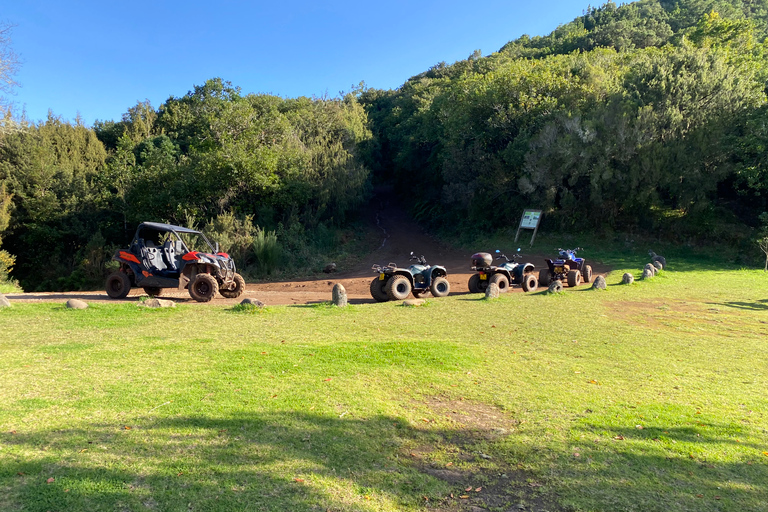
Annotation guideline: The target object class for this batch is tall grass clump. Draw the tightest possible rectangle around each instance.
[252,226,282,275]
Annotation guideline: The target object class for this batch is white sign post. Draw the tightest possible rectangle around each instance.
[515,209,542,246]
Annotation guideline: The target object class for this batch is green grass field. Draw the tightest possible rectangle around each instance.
[1,263,767,511]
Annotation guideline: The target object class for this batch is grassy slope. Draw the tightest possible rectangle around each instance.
[0,264,767,511]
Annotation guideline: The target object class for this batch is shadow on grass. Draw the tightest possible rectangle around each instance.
[708,299,768,311]
[0,411,554,512]
[566,421,768,511]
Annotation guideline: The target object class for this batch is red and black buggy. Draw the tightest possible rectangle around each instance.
[105,222,245,302]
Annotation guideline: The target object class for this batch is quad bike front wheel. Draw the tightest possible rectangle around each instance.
[370,277,389,302]
[489,273,509,293]
[521,273,538,292]
[189,273,219,302]
[538,269,551,286]
[567,269,582,287]
[220,273,245,299]
[430,276,450,297]
[106,272,131,299]
[386,275,412,301]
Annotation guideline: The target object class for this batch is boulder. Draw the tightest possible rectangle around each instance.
[622,273,634,285]
[331,283,347,307]
[138,298,176,308]
[652,260,663,271]
[0,293,11,308]
[642,268,655,280]
[240,298,265,308]
[402,299,426,307]
[547,281,564,294]
[644,263,657,276]
[323,263,337,273]
[592,275,607,290]
[485,282,500,299]
[65,298,89,310]
[649,251,667,270]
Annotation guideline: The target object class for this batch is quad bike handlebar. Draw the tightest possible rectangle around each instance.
[495,248,522,262]
[409,252,427,265]
[557,247,583,260]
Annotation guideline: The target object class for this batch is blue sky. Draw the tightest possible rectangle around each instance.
[4,1,592,126]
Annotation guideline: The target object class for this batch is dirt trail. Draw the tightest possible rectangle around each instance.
[5,195,608,306]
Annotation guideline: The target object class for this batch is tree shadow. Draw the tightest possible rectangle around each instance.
[707,299,768,311]
[0,411,554,512]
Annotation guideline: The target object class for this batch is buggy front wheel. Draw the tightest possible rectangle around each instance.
[189,274,219,302]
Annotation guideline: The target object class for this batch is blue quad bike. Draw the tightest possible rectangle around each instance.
[468,249,538,293]
[105,222,245,302]
[370,252,450,302]
[539,247,593,288]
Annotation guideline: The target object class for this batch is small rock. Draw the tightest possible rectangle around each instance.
[485,282,500,299]
[592,275,607,290]
[547,281,564,294]
[402,299,425,307]
[644,263,657,276]
[0,293,10,308]
[240,298,265,308]
[138,298,176,308]
[323,263,337,273]
[65,298,88,309]
[331,283,347,307]
[622,273,634,285]
[652,260,663,271]
[642,268,654,280]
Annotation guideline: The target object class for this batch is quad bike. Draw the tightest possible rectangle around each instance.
[105,222,245,302]
[468,249,538,293]
[539,247,592,288]
[370,252,450,302]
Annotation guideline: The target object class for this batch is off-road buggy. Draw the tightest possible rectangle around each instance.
[468,249,538,293]
[370,252,450,302]
[539,247,592,288]
[105,222,245,302]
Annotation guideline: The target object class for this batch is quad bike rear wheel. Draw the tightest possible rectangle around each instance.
[489,273,509,293]
[189,273,219,302]
[106,272,131,299]
[468,273,482,293]
[538,269,551,286]
[143,287,162,297]
[521,273,538,292]
[582,265,593,283]
[220,273,245,298]
[386,275,412,301]
[370,277,389,302]
[430,276,450,297]
[567,269,582,287]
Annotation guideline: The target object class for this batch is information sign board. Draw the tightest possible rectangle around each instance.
[515,209,542,246]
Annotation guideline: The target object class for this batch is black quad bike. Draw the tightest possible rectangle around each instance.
[105,222,245,302]
[370,252,450,302]
[468,249,538,293]
[539,247,592,288]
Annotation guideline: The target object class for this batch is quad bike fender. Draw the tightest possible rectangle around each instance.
[430,266,448,279]
[390,270,415,286]
[512,263,535,282]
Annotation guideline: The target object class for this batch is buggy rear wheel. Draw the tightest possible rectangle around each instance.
[489,273,509,293]
[370,277,389,302]
[220,273,245,298]
[106,272,131,299]
[143,287,162,297]
[430,276,450,297]
[567,269,582,287]
[189,273,219,302]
